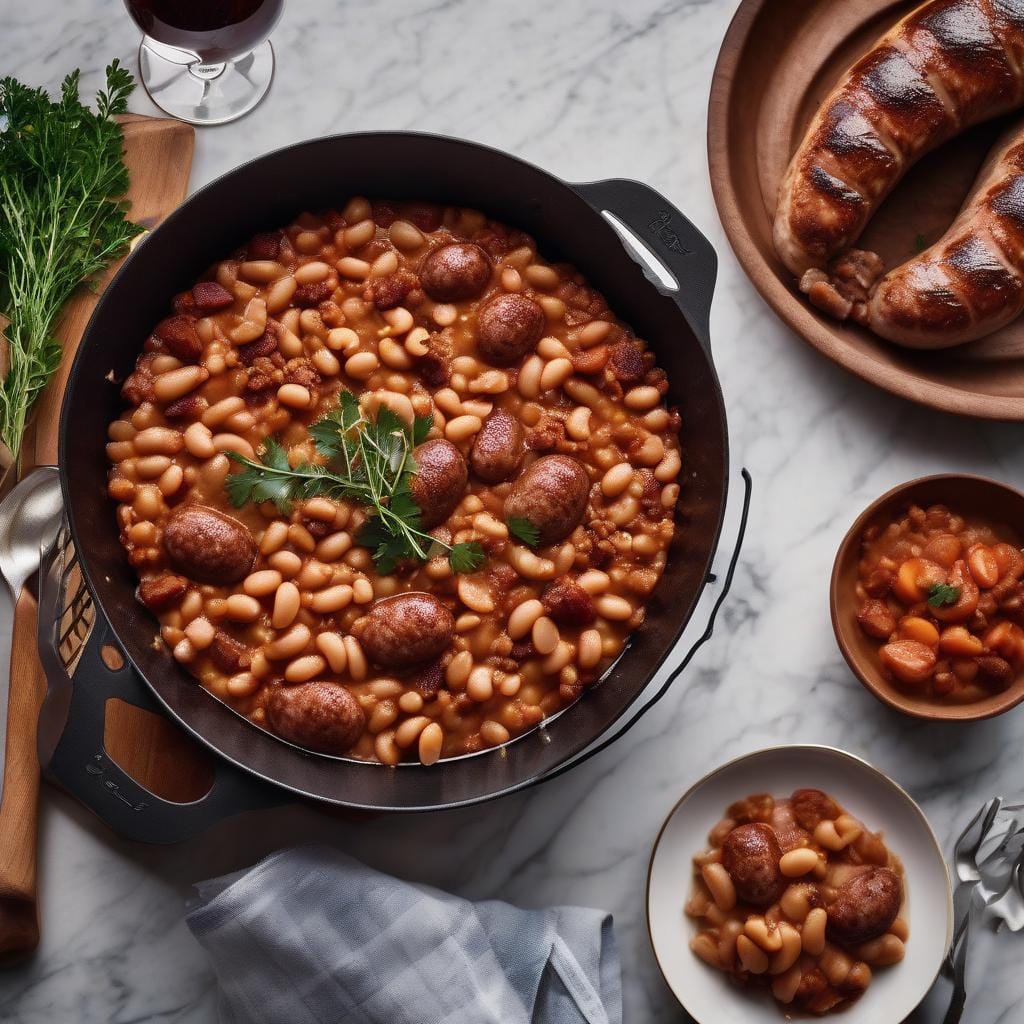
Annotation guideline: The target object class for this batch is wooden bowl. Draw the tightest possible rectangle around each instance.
[830,474,1024,721]
[708,0,1024,420]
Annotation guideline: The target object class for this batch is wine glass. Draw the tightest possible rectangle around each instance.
[124,0,284,126]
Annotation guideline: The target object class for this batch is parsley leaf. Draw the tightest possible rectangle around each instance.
[449,541,486,574]
[0,60,144,464]
[225,392,487,574]
[507,516,541,548]
[412,414,433,446]
[927,582,961,608]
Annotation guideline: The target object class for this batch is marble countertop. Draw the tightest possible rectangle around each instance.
[3,0,1023,1021]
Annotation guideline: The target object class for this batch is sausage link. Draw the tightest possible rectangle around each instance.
[774,0,1024,279]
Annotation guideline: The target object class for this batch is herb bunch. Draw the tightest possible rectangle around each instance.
[0,61,142,462]
[226,391,486,574]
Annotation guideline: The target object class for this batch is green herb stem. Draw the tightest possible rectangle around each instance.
[0,61,141,463]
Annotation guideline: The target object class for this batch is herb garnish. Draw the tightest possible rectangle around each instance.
[225,391,485,575]
[927,582,961,608]
[0,61,142,463]
[507,516,540,548]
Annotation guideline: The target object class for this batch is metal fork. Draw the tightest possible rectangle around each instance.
[942,806,1024,1024]
[946,798,1002,973]
[983,840,1024,933]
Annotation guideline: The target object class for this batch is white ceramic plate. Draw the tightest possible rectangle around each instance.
[647,745,952,1024]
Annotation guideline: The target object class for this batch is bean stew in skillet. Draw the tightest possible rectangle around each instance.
[106,198,684,764]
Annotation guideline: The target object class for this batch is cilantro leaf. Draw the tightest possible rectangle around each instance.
[927,583,961,608]
[449,542,486,574]
[412,414,433,446]
[507,516,541,548]
[309,407,346,459]
[225,440,298,513]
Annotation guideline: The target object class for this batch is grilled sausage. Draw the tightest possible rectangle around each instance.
[354,592,455,669]
[266,681,365,754]
[476,293,545,365]
[409,439,467,529]
[827,867,902,945]
[470,409,525,483]
[419,242,492,302]
[774,0,1024,282]
[856,131,1024,346]
[721,823,786,907]
[504,455,590,546]
[163,504,256,584]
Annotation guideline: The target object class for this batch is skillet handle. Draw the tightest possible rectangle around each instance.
[38,613,281,845]
[529,468,751,790]
[573,178,718,357]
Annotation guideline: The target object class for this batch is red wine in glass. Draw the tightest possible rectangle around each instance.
[124,0,284,125]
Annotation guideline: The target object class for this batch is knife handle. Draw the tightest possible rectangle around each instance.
[0,589,45,962]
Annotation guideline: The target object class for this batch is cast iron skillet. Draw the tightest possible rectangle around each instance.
[47,132,730,840]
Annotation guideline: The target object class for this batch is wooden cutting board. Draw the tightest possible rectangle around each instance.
[0,113,210,964]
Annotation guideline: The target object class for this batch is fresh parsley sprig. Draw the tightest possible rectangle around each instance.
[0,61,142,463]
[225,391,485,575]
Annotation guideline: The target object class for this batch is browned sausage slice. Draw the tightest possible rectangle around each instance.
[266,681,366,754]
[163,504,256,584]
[470,410,525,483]
[355,592,455,669]
[721,822,786,906]
[476,293,545,365]
[504,455,590,546]
[827,867,903,945]
[419,242,492,302]
[409,439,467,529]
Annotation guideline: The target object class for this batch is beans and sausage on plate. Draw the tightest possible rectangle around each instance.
[688,790,907,1015]
[106,197,683,765]
[856,504,1024,703]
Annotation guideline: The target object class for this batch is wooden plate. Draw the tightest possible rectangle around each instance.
[708,0,1024,420]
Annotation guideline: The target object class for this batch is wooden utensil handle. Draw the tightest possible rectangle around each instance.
[0,589,46,960]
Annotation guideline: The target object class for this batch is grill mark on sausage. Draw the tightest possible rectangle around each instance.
[990,172,1024,227]
[944,233,1023,317]
[807,166,865,206]
[919,1,999,59]
[860,46,943,113]
[992,0,1024,30]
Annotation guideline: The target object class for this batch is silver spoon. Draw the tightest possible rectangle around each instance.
[0,467,63,805]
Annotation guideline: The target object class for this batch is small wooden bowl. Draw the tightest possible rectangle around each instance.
[831,474,1024,721]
